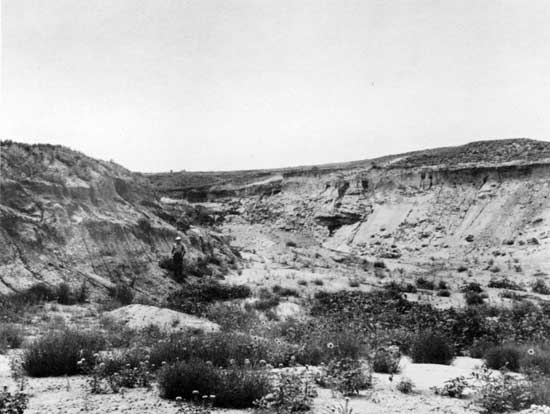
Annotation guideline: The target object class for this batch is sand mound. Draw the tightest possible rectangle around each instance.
[104,304,220,333]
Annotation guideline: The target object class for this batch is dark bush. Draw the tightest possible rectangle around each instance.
[23,329,105,377]
[384,281,417,294]
[166,279,251,314]
[517,344,550,375]
[464,291,485,306]
[108,283,134,305]
[484,344,521,372]
[488,278,524,291]
[438,280,449,290]
[416,277,435,290]
[411,331,454,365]
[0,323,24,353]
[272,285,300,297]
[373,261,386,269]
[252,296,281,311]
[437,289,451,297]
[149,331,300,369]
[462,282,483,293]
[372,349,399,374]
[157,359,270,408]
[56,282,87,305]
[532,279,550,295]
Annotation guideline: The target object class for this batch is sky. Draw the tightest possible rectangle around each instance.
[2,0,550,172]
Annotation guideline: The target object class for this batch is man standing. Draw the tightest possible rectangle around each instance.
[171,236,186,282]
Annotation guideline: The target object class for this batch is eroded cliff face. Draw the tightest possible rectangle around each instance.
[0,142,240,297]
[149,139,550,277]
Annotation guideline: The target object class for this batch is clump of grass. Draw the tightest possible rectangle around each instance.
[23,328,106,377]
[411,331,454,365]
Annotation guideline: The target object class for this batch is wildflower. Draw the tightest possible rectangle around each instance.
[206,361,213,366]
[202,395,208,400]
[192,390,199,395]
[209,395,216,400]
[528,348,535,356]
[244,358,251,366]
[175,396,182,402]
[327,342,335,349]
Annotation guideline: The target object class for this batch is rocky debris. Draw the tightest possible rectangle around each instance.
[103,304,220,333]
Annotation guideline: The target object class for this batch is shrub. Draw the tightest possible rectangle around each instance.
[84,349,154,394]
[438,280,449,290]
[348,279,360,288]
[373,261,386,269]
[432,376,468,398]
[532,279,550,295]
[0,324,24,353]
[55,282,88,305]
[252,296,281,312]
[520,345,550,375]
[312,279,324,286]
[272,285,300,297]
[323,358,371,395]
[488,278,524,291]
[158,359,270,408]
[396,377,414,394]
[484,344,521,372]
[474,366,534,413]
[411,331,453,365]
[108,283,134,305]
[372,348,399,374]
[166,279,251,314]
[462,282,483,293]
[437,290,451,297]
[149,331,301,369]
[23,329,105,377]
[384,281,416,294]
[464,291,485,306]
[416,277,435,290]
[0,391,28,414]
[254,369,316,412]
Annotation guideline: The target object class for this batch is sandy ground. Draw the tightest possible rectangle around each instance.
[0,353,489,414]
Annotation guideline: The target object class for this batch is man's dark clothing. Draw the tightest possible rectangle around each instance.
[171,243,186,282]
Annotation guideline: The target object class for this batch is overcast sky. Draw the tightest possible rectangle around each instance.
[3,0,550,172]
